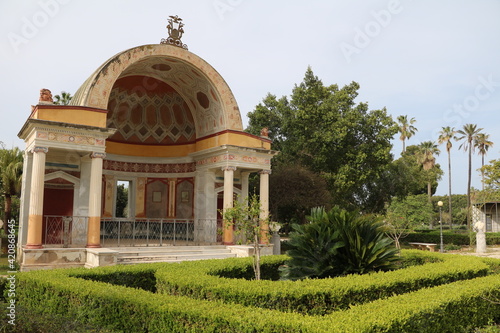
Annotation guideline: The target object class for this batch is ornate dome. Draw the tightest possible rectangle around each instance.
[70,44,243,147]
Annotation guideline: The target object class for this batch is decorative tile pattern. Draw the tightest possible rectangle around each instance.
[70,45,243,137]
[106,76,196,145]
[103,159,196,174]
[196,154,271,167]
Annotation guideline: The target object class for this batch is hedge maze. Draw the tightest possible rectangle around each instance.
[10,250,500,332]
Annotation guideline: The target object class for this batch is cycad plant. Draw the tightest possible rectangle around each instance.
[281,207,398,280]
[280,207,345,280]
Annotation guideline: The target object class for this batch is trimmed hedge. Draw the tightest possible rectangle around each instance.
[155,251,488,315]
[322,274,500,332]
[11,252,500,332]
[405,231,500,246]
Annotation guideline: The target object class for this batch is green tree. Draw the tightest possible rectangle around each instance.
[474,132,493,191]
[391,145,442,198]
[269,163,331,230]
[222,194,268,280]
[281,206,398,280]
[53,91,73,105]
[416,141,441,228]
[457,124,483,229]
[438,126,457,228]
[385,194,433,247]
[247,67,398,212]
[482,159,500,189]
[0,147,23,232]
[397,115,417,154]
[246,93,290,154]
[115,183,128,218]
[416,141,441,201]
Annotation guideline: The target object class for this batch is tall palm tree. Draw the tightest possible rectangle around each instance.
[53,91,73,105]
[397,115,417,154]
[416,141,440,203]
[438,126,457,228]
[456,124,483,229]
[0,147,24,232]
[474,132,493,191]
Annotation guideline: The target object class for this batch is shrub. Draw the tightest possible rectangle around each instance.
[281,207,399,280]
[155,251,489,315]
[9,253,500,332]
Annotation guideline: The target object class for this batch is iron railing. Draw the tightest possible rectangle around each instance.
[43,215,88,247]
[42,216,222,247]
[100,218,222,247]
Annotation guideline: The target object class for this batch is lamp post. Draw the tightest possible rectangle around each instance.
[438,201,444,253]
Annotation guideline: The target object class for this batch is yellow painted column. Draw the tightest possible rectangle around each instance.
[86,152,105,248]
[25,146,48,249]
[222,166,236,245]
[259,170,271,244]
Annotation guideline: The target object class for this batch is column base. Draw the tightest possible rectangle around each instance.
[25,244,43,249]
[86,244,102,249]
[223,241,235,245]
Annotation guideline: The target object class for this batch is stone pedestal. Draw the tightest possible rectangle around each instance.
[85,248,118,268]
[21,248,86,271]
[227,244,274,257]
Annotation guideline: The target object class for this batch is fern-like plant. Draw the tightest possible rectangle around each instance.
[280,207,344,280]
[281,207,399,280]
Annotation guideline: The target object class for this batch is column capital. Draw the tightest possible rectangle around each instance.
[221,166,237,172]
[90,152,106,159]
[259,169,272,175]
[32,146,48,154]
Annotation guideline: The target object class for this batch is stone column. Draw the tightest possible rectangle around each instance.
[18,149,33,248]
[86,152,105,248]
[240,171,250,204]
[222,166,236,245]
[25,146,48,249]
[259,170,271,244]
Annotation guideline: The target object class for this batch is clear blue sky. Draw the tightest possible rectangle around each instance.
[1,0,499,196]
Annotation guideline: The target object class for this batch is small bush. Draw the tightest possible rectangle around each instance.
[281,207,399,280]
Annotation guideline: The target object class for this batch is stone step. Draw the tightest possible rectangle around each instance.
[117,252,236,264]
[115,246,227,253]
[114,245,237,265]
[118,249,233,257]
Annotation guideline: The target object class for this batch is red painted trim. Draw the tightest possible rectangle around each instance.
[25,244,43,249]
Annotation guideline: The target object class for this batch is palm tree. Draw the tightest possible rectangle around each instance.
[53,91,73,105]
[456,124,483,229]
[416,141,440,229]
[0,147,24,232]
[438,126,457,228]
[474,132,493,191]
[416,141,440,202]
[397,115,417,154]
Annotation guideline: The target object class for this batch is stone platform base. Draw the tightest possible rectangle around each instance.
[20,245,274,271]
[227,244,274,257]
[20,248,118,271]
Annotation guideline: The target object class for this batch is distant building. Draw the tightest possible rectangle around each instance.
[472,202,500,233]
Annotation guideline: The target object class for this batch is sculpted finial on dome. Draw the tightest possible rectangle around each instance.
[161,15,188,50]
[39,88,53,104]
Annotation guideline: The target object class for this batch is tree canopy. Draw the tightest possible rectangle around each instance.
[247,67,398,213]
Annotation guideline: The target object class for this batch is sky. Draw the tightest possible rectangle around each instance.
[0,0,499,196]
